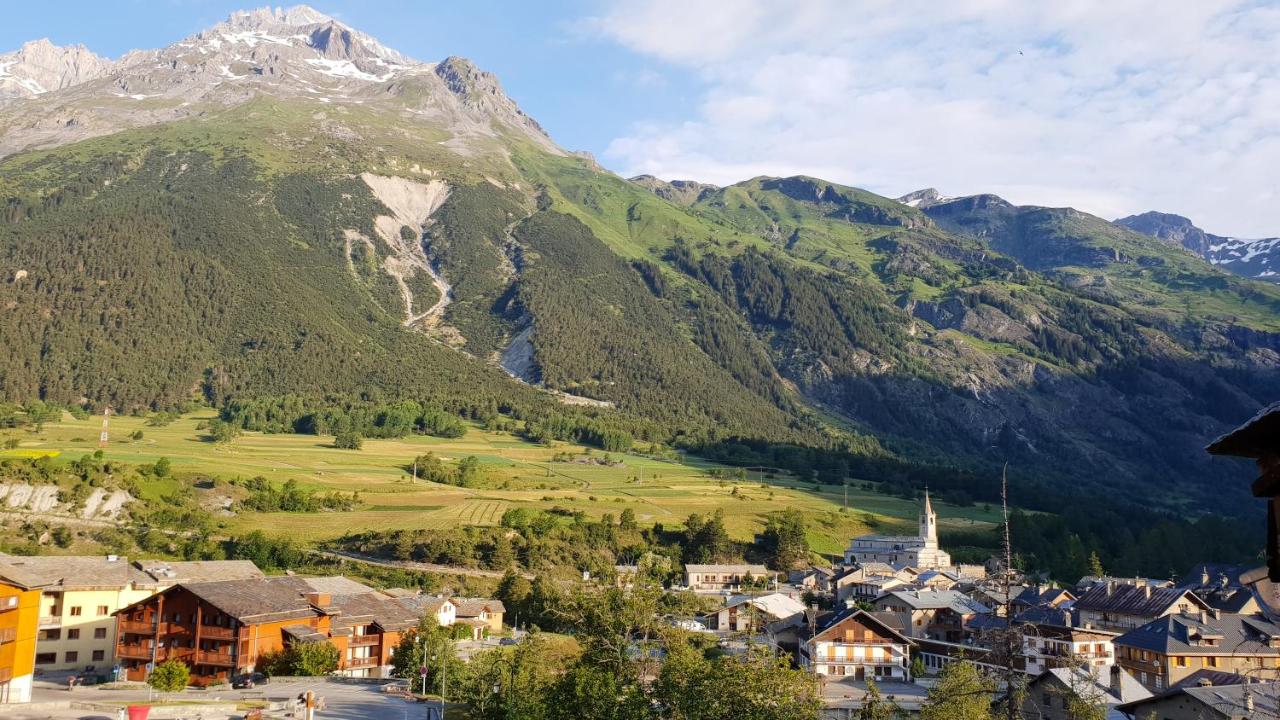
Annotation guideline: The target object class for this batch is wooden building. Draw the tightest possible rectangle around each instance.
[115,576,416,685]
[799,608,912,681]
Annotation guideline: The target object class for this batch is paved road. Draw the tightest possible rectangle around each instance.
[25,678,441,720]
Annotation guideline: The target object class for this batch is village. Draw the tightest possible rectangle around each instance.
[0,404,1270,719]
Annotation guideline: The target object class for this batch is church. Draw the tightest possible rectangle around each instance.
[842,491,952,570]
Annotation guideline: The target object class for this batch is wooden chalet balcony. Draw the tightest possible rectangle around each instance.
[345,657,379,669]
[196,650,235,667]
[118,644,153,660]
[119,620,157,634]
[0,626,16,644]
[349,635,380,647]
[197,625,235,640]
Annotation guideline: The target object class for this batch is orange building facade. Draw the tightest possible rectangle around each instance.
[0,571,46,703]
[115,577,416,686]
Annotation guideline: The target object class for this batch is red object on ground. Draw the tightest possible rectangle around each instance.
[127,705,151,720]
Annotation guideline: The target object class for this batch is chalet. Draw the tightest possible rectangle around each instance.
[1114,609,1280,691]
[798,609,912,681]
[383,591,456,629]
[707,593,805,633]
[683,564,770,593]
[114,576,416,685]
[1118,679,1280,720]
[1021,623,1118,674]
[836,572,907,606]
[872,589,990,642]
[913,637,1002,677]
[1073,581,1209,632]
[450,599,505,638]
[1021,665,1149,720]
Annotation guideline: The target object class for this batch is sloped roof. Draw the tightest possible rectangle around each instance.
[298,576,377,595]
[0,560,50,590]
[1038,666,1151,705]
[452,598,506,618]
[806,607,913,645]
[1074,582,1207,618]
[0,554,146,589]
[329,593,419,633]
[134,560,264,584]
[180,577,320,624]
[1119,680,1280,718]
[878,589,990,614]
[684,564,770,574]
[1114,611,1280,657]
[1207,401,1280,458]
[391,594,453,616]
[722,593,805,621]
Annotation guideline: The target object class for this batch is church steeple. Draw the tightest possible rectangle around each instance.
[920,488,938,548]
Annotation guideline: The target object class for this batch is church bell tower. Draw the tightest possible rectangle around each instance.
[920,489,938,549]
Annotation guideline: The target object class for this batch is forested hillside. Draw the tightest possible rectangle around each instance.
[0,7,1275,565]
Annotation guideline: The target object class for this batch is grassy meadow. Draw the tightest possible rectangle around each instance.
[1,412,1002,556]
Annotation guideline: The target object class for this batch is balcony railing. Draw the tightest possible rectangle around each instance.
[38,616,61,629]
[117,644,153,660]
[349,635,380,647]
[345,657,379,669]
[197,625,235,640]
[119,620,156,634]
[0,626,16,644]
[0,595,19,612]
[195,651,235,667]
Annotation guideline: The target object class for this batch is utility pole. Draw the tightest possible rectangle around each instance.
[99,406,111,448]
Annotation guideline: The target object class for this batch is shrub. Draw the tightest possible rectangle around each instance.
[148,659,190,692]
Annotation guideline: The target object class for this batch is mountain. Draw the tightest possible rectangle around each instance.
[1116,211,1279,282]
[1,7,1278,522]
[0,39,112,102]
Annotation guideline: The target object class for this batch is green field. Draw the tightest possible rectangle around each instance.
[4,412,1001,556]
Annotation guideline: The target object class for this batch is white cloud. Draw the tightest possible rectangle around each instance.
[586,0,1280,236]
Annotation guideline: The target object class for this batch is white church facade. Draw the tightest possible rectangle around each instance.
[843,491,952,570]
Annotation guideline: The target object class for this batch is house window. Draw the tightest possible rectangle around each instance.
[1175,656,1187,667]
[65,651,78,663]
[1206,657,1219,668]
[94,628,107,639]
[35,653,56,665]
[67,629,80,640]
[92,650,105,661]
[97,606,109,616]
[40,629,60,641]
[70,607,82,617]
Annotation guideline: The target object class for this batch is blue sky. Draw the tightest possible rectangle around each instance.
[0,1,698,158]
[4,1,1278,236]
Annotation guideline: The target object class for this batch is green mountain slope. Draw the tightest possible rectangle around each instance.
[0,7,1276,528]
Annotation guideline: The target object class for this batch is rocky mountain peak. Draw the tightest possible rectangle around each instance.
[0,38,113,102]
[896,188,951,208]
[1114,211,1209,254]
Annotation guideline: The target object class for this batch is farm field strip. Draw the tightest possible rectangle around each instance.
[1,412,1002,550]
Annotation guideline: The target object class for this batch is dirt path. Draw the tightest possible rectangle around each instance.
[312,549,533,580]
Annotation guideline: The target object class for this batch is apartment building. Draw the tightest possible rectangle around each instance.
[115,575,417,685]
[0,562,46,703]
[1115,610,1280,692]
[0,555,264,674]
